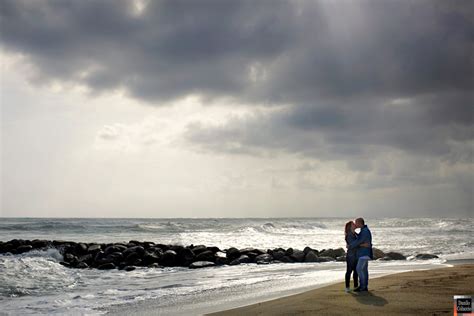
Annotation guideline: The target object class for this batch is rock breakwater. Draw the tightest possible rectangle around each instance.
[0,239,438,270]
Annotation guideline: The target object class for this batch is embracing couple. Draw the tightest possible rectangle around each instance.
[344,217,373,293]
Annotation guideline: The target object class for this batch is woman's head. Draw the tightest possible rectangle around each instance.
[345,221,355,236]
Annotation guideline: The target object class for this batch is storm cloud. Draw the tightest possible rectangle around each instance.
[1,0,473,214]
[1,0,472,102]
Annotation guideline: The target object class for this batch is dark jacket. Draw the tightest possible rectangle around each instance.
[348,225,373,259]
[345,232,358,258]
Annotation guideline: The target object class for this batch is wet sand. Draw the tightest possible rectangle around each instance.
[209,264,474,316]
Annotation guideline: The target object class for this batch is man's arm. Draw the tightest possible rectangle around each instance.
[348,230,369,249]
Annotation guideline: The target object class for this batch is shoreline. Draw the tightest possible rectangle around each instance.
[209,263,474,316]
[105,260,470,315]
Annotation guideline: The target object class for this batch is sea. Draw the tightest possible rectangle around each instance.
[0,217,472,315]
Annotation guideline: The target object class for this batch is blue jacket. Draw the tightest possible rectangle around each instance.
[348,225,373,259]
[345,232,358,258]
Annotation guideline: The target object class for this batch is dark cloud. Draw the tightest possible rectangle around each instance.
[0,0,300,100]
[1,0,472,172]
[1,0,472,103]
[185,91,473,166]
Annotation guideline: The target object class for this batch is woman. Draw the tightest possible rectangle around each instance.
[344,221,359,292]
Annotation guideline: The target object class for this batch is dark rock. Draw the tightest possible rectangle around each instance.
[64,253,78,263]
[98,263,116,270]
[226,247,241,260]
[143,242,155,249]
[106,252,124,263]
[0,242,8,253]
[59,261,71,267]
[161,250,177,266]
[192,245,208,255]
[285,248,294,256]
[255,254,272,264]
[78,254,93,264]
[291,250,305,262]
[125,252,141,264]
[336,256,346,262]
[180,248,195,262]
[4,243,15,253]
[155,244,169,251]
[229,258,241,265]
[148,247,164,256]
[124,266,136,272]
[303,246,317,255]
[272,250,286,261]
[170,245,184,253]
[189,261,216,269]
[372,248,385,260]
[143,252,161,265]
[246,252,260,260]
[117,262,127,270]
[10,239,25,248]
[196,250,215,262]
[63,245,78,257]
[16,245,33,254]
[87,244,102,253]
[53,240,71,246]
[304,250,319,262]
[384,252,406,260]
[95,257,114,265]
[76,262,89,269]
[216,256,229,265]
[415,253,439,260]
[94,251,106,262]
[75,243,89,254]
[123,246,145,257]
[237,255,251,264]
[207,246,220,253]
[279,256,294,263]
[147,263,160,268]
[378,257,391,261]
[2,243,15,253]
[240,248,264,255]
[105,245,127,255]
[319,248,345,259]
[31,240,49,249]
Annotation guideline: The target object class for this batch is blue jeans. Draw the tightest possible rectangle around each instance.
[356,257,370,290]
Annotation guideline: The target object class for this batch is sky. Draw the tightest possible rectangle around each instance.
[0,0,472,218]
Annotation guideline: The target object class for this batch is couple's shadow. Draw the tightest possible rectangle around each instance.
[350,291,388,307]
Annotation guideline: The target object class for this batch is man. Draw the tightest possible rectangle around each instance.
[347,217,373,292]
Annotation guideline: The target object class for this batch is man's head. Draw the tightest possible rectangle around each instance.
[355,217,365,228]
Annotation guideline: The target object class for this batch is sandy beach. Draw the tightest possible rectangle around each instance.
[210,264,474,316]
